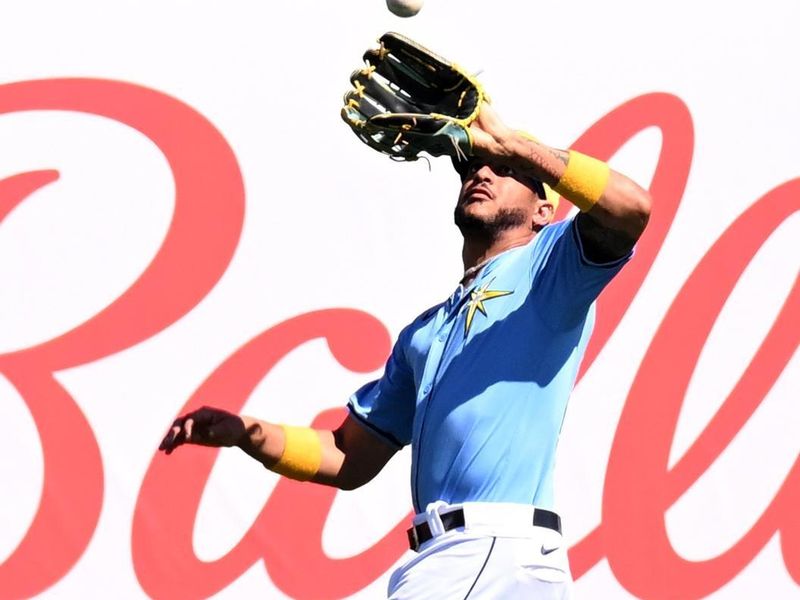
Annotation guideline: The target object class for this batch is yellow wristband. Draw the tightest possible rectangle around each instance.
[553,150,610,212]
[272,425,322,481]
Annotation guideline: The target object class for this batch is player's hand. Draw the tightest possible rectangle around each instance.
[469,102,515,158]
[159,406,247,455]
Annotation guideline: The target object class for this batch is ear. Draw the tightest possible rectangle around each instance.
[531,200,555,230]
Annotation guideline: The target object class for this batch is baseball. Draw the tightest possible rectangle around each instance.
[386,0,424,18]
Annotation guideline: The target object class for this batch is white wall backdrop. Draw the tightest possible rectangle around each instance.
[1,1,798,598]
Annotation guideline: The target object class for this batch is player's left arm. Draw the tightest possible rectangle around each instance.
[470,103,651,262]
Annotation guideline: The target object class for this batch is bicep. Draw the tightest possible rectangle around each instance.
[313,414,398,490]
[530,217,632,329]
[576,170,651,262]
[576,211,637,263]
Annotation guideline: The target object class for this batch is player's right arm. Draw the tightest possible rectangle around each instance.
[159,408,397,490]
[161,322,417,489]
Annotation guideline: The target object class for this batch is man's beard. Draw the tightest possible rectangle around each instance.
[454,204,529,240]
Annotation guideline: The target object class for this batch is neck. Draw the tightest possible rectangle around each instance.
[461,228,536,277]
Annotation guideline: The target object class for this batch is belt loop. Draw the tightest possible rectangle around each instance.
[425,501,448,538]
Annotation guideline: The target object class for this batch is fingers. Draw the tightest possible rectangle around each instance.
[159,415,191,454]
[159,412,201,454]
[159,406,243,455]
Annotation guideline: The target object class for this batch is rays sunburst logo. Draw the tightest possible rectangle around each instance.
[464,279,513,336]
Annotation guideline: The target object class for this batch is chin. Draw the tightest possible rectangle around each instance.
[461,201,495,220]
[455,204,529,237]
[454,206,492,233]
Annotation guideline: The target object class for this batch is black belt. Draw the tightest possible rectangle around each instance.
[407,507,561,552]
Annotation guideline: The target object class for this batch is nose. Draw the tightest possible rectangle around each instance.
[471,163,494,182]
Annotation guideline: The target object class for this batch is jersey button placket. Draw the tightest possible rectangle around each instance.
[413,313,455,509]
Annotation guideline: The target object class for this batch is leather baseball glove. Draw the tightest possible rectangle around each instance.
[341,32,486,163]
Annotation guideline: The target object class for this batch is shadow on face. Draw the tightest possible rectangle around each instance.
[454,160,554,238]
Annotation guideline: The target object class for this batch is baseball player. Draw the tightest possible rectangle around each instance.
[160,34,651,598]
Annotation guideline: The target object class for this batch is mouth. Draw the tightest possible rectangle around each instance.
[463,184,493,202]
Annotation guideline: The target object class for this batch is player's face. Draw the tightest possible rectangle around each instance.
[455,160,545,236]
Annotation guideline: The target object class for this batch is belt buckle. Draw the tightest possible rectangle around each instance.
[407,525,420,552]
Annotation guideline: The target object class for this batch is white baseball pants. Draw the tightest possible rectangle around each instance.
[388,502,573,599]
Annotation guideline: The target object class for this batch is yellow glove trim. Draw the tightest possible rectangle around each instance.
[272,425,322,481]
[553,151,610,212]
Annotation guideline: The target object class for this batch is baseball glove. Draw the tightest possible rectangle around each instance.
[341,32,486,163]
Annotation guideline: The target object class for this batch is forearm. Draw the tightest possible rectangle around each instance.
[161,408,391,489]
[237,415,394,490]
[480,132,566,188]
[237,417,346,487]
[486,133,650,239]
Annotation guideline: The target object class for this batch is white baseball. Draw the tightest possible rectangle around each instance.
[386,0,424,18]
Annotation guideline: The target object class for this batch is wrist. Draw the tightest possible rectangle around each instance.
[271,425,322,481]
[472,127,518,159]
[487,132,561,185]
[553,150,610,212]
[237,416,264,451]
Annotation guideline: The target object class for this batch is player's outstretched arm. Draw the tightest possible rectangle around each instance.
[159,407,397,490]
[469,103,652,262]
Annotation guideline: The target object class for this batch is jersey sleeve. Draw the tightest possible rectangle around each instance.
[347,326,416,449]
[530,216,632,329]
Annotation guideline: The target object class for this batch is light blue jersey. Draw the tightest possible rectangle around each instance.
[349,217,630,512]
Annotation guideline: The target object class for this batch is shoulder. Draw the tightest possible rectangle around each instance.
[536,218,574,248]
[524,217,574,272]
[395,301,446,345]
[407,301,445,329]
[528,218,575,259]
[534,216,633,269]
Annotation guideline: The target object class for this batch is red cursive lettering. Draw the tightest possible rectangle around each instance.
[133,93,698,598]
[3,79,796,599]
[554,92,694,377]
[0,79,244,598]
[132,309,404,599]
[600,180,800,598]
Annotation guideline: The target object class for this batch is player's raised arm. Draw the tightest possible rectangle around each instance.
[159,407,397,490]
[341,33,650,264]
[468,102,652,263]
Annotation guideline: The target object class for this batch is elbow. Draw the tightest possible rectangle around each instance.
[600,174,652,241]
[335,474,367,491]
[333,461,371,491]
[621,181,652,241]
[632,188,652,237]
[336,474,358,491]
